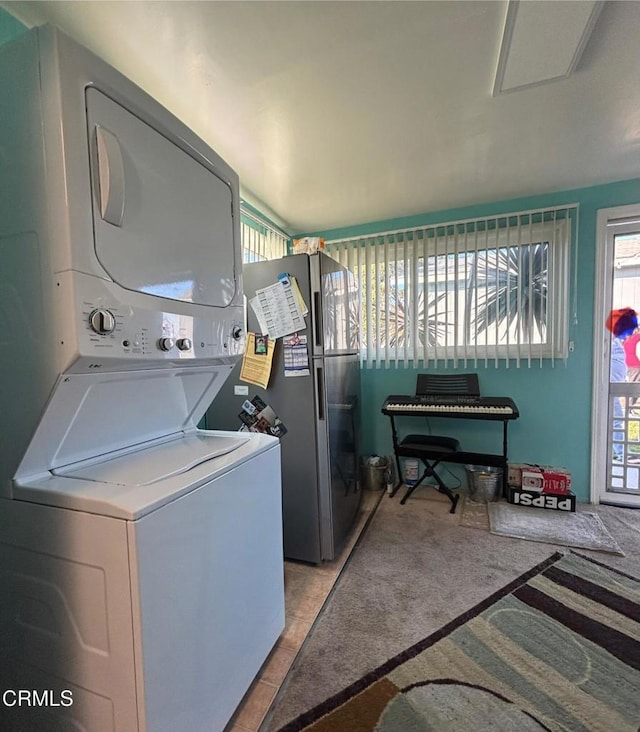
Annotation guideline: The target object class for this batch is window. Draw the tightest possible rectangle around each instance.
[326,206,576,368]
[240,207,288,263]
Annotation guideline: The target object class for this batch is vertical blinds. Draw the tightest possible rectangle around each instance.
[326,205,577,369]
[240,207,289,262]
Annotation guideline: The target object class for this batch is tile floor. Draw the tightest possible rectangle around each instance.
[226,488,383,732]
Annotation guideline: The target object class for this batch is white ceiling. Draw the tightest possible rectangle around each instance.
[4,1,640,234]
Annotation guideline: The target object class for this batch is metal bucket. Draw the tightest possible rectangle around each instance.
[362,457,388,491]
[466,465,502,503]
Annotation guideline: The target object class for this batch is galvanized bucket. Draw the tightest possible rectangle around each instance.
[466,465,502,502]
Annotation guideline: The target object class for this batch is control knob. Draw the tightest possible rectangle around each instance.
[158,337,175,352]
[89,308,116,335]
[231,326,243,341]
[176,338,192,351]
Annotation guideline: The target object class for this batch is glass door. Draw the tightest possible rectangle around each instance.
[595,206,640,507]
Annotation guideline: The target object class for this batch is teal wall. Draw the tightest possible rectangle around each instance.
[0,7,27,43]
[305,178,640,502]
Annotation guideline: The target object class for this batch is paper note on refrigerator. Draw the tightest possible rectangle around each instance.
[239,333,276,389]
[251,277,306,339]
[249,296,270,336]
[280,274,308,315]
[283,334,310,377]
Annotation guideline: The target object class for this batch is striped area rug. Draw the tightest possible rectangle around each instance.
[278,552,640,732]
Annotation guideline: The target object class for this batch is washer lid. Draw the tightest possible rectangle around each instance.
[53,432,249,486]
[15,366,235,483]
[14,431,278,520]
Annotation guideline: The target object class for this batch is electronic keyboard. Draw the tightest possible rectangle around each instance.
[382,395,519,419]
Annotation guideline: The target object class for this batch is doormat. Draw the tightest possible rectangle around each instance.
[488,501,624,555]
[277,552,640,731]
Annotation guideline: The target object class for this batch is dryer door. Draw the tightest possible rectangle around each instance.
[86,87,238,308]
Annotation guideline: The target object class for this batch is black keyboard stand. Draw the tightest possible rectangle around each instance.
[382,386,519,513]
[389,427,461,512]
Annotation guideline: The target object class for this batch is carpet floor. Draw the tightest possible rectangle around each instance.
[276,551,640,731]
[263,491,640,732]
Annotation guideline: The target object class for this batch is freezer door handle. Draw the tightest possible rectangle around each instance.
[313,291,322,348]
[316,364,325,420]
[95,125,125,226]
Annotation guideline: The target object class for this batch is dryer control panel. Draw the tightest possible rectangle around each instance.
[81,301,244,358]
[57,272,245,373]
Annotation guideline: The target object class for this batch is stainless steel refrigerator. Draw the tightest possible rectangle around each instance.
[205,252,362,563]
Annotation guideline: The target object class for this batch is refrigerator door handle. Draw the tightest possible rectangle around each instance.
[315,364,325,421]
[313,291,322,349]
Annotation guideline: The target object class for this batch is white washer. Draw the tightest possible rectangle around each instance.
[0,25,284,731]
[2,431,283,732]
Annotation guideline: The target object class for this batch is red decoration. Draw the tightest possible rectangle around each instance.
[606,308,638,338]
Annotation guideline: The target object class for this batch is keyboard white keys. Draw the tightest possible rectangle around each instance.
[382,396,518,418]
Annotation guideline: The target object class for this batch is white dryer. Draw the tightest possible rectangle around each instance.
[0,25,284,732]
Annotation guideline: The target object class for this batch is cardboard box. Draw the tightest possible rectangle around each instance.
[507,463,530,487]
[293,237,325,255]
[509,463,572,495]
[521,466,571,495]
[508,487,576,512]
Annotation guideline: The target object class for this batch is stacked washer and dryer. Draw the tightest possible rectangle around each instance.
[0,25,285,732]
